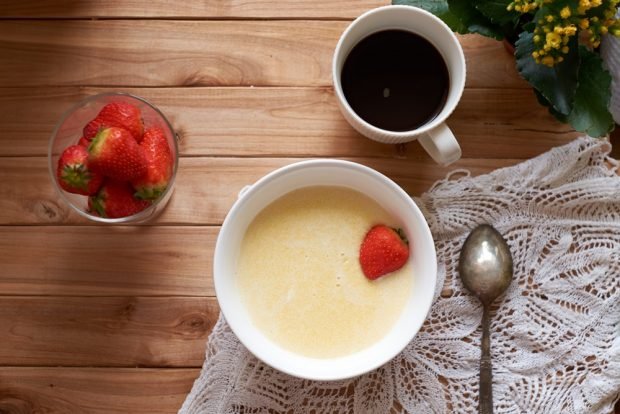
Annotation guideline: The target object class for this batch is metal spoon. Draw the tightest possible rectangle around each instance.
[458,224,513,414]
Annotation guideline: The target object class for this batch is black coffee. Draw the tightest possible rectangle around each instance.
[341,29,449,132]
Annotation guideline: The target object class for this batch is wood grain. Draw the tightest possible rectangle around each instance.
[0,226,216,296]
[0,86,578,158]
[1,0,386,18]
[0,367,198,413]
[0,297,217,367]
[0,156,521,226]
[0,21,525,88]
[0,5,615,413]
[0,155,518,296]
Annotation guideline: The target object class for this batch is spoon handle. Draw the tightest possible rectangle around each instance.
[479,305,493,414]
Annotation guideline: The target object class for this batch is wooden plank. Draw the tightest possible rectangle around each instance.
[0,297,216,367]
[0,157,522,226]
[0,367,198,413]
[0,21,525,88]
[0,86,577,158]
[0,156,515,297]
[0,226,216,296]
[0,0,385,18]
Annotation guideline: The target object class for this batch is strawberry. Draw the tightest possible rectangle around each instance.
[88,180,151,218]
[131,127,173,200]
[56,145,104,195]
[88,127,148,181]
[77,136,90,147]
[83,101,144,142]
[83,117,108,142]
[359,225,410,280]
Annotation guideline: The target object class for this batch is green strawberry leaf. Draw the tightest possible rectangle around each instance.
[471,0,518,25]
[515,31,579,116]
[89,193,107,218]
[62,164,89,191]
[567,47,614,137]
[134,185,167,201]
[392,0,467,32]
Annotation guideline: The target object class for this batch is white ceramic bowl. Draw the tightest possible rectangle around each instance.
[214,159,437,381]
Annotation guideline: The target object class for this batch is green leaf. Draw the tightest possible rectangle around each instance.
[392,0,466,32]
[533,89,569,123]
[448,0,504,39]
[522,21,535,31]
[567,47,614,137]
[393,0,504,39]
[472,0,518,25]
[515,31,579,116]
[392,0,448,15]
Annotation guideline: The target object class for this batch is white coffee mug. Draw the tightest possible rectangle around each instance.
[332,5,466,166]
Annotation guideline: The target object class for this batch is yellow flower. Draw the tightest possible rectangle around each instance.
[546,32,562,49]
[532,51,540,58]
[579,19,589,29]
[546,15,554,22]
[564,25,577,36]
[591,0,602,6]
[560,7,571,19]
[534,34,541,43]
[557,56,564,63]
[561,46,569,53]
[601,26,609,34]
[542,56,555,66]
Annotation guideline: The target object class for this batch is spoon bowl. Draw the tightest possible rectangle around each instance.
[459,224,513,305]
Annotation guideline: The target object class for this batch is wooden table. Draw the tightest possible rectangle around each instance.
[0,2,617,413]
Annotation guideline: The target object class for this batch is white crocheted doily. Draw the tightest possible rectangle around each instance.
[181,137,620,414]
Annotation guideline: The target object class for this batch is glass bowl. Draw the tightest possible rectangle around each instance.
[48,92,179,223]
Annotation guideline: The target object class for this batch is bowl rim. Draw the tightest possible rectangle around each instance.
[48,91,179,223]
[214,159,438,380]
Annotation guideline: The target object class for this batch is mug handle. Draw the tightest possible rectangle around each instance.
[418,123,462,166]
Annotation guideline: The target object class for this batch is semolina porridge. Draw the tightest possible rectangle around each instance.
[237,186,413,358]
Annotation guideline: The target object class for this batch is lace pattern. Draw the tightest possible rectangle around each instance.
[181,137,620,414]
